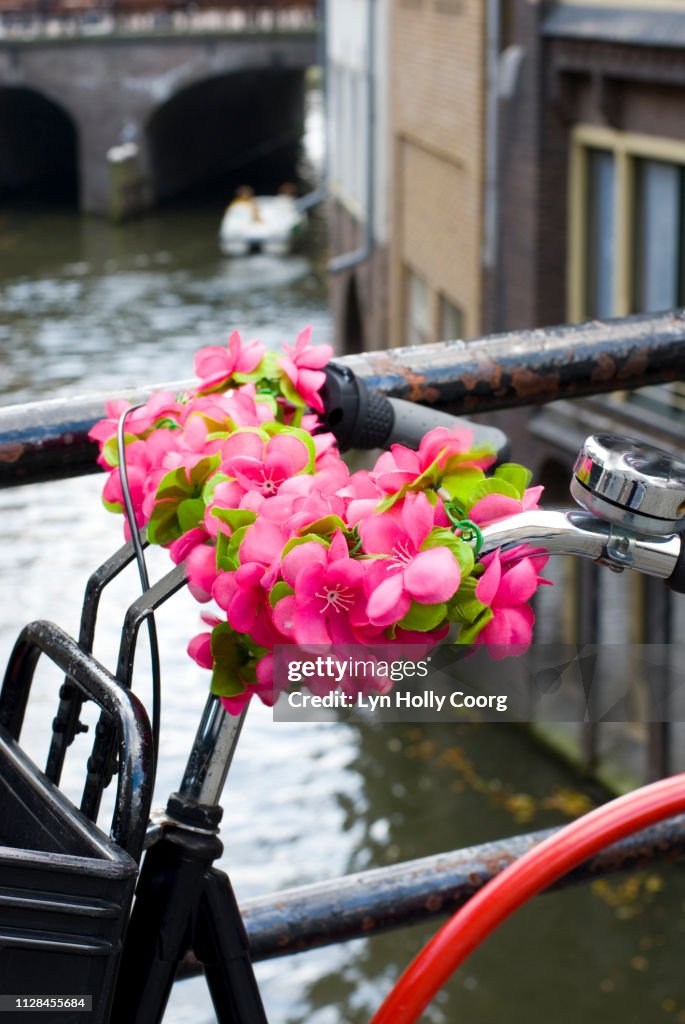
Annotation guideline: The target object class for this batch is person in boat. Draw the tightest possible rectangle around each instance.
[230,185,262,222]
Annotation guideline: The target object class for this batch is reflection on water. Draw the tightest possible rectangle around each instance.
[0,205,331,403]
[1,202,685,1024]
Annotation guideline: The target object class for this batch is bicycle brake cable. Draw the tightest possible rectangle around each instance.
[117,406,161,784]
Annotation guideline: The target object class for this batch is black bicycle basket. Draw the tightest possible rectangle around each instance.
[0,620,153,1024]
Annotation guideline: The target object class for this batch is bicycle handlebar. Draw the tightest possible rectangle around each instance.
[320,363,510,459]
[480,508,685,594]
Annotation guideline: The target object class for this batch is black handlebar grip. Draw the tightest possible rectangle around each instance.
[387,398,510,461]
[667,540,685,593]
[320,363,393,451]
[319,362,509,459]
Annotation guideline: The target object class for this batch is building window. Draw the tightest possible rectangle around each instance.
[570,126,685,413]
[633,158,683,313]
[406,268,432,346]
[569,126,685,321]
[584,148,616,319]
[439,294,464,340]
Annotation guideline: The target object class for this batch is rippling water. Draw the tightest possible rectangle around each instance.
[2,196,685,1023]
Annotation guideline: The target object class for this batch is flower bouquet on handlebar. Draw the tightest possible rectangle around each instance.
[89,327,550,712]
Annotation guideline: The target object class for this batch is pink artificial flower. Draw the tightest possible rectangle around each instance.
[469,485,545,528]
[187,613,221,670]
[339,470,384,526]
[102,434,179,536]
[273,532,372,645]
[221,430,310,498]
[221,655,280,715]
[474,549,549,656]
[360,492,461,627]
[188,623,278,716]
[169,526,210,565]
[161,413,224,474]
[213,563,283,649]
[180,387,273,432]
[371,426,494,496]
[276,326,333,413]
[194,330,265,393]
[185,542,219,603]
[283,489,347,534]
[237,517,288,571]
[88,392,181,456]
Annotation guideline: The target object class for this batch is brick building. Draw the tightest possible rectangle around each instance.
[387,0,485,347]
[327,0,685,353]
[325,0,487,353]
[325,0,685,784]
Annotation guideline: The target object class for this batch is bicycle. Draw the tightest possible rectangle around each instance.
[1,366,685,1023]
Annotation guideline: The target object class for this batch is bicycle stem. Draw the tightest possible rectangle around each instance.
[479,508,683,585]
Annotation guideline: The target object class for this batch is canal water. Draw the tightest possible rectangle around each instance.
[2,188,685,1022]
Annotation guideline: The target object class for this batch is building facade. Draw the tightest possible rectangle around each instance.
[387,0,486,347]
[325,0,390,353]
[325,0,685,785]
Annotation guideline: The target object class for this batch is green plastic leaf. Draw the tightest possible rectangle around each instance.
[210,662,246,697]
[253,392,279,417]
[188,453,221,489]
[147,455,220,546]
[421,529,475,576]
[209,623,245,697]
[257,351,280,380]
[231,365,267,385]
[269,581,295,608]
[204,416,237,438]
[147,502,183,545]
[222,524,250,569]
[405,457,442,493]
[375,492,401,513]
[211,507,257,532]
[300,515,347,536]
[102,432,137,469]
[202,472,231,504]
[446,576,490,625]
[398,601,447,632]
[153,417,182,431]
[443,444,496,473]
[281,533,329,558]
[278,373,306,408]
[440,467,485,504]
[215,524,250,571]
[456,608,494,645]
[177,497,206,534]
[494,463,532,498]
[463,476,520,510]
[215,530,236,572]
[154,466,193,502]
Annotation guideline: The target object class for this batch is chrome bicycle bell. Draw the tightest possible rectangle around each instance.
[571,434,685,536]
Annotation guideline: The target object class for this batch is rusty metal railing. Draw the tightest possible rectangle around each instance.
[2,309,685,991]
[2,309,685,488]
[233,813,685,963]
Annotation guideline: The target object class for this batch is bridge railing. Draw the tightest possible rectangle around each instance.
[0,0,316,33]
[1,313,685,969]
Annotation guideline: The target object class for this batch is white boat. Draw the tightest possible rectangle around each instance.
[219,192,305,257]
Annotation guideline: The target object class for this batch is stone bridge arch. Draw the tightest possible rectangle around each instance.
[0,28,316,213]
[145,66,306,205]
[0,84,78,203]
